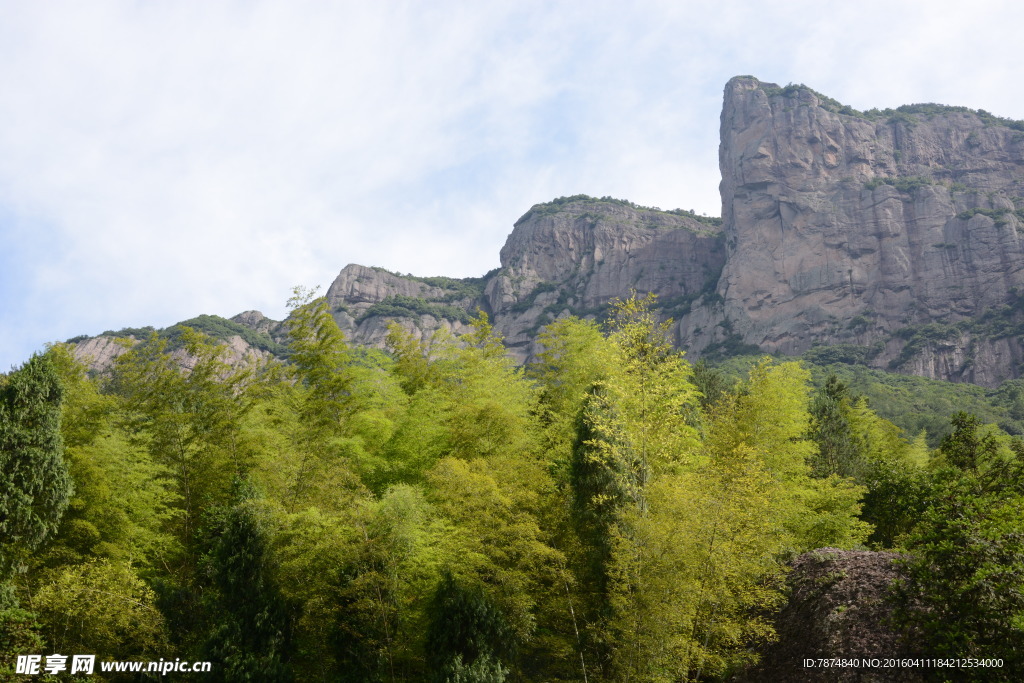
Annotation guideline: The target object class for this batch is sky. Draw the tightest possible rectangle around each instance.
[2,0,1023,370]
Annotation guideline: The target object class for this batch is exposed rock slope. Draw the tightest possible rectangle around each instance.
[742,548,922,682]
[710,77,1024,385]
[307,198,723,362]
[70,77,1024,386]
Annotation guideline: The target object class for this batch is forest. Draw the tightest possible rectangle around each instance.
[2,291,1023,681]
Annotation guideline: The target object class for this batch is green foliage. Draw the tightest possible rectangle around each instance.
[701,332,762,363]
[111,328,253,546]
[369,268,490,301]
[331,484,436,681]
[426,572,515,683]
[863,176,934,193]
[34,559,167,658]
[0,354,71,582]
[800,362,1024,446]
[40,347,178,571]
[202,483,293,681]
[98,325,157,339]
[758,79,1024,132]
[361,295,475,324]
[889,413,1024,672]
[19,286,1024,679]
[509,282,558,313]
[802,342,882,366]
[808,375,863,479]
[83,314,286,356]
[892,475,1024,670]
[0,608,44,678]
[163,314,288,356]
[691,359,730,410]
[758,82,851,116]
[956,207,1024,226]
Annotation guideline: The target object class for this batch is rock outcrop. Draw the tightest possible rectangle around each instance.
[742,548,922,682]
[70,77,1024,386]
[706,77,1024,384]
[483,199,724,360]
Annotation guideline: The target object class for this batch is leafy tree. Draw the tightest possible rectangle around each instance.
[892,472,1024,672]
[0,608,44,679]
[426,457,563,653]
[598,359,869,679]
[38,345,179,571]
[283,289,404,501]
[111,328,253,546]
[563,294,703,680]
[892,413,1024,672]
[691,359,730,410]
[332,485,437,682]
[845,398,929,548]
[531,317,616,462]
[939,411,1003,473]
[33,559,167,658]
[0,354,71,587]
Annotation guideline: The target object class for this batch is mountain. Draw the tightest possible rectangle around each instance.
[72,77,1024,387]
[713,77,1024,386]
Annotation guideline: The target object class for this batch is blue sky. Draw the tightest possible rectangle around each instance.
[2,0,1023,370]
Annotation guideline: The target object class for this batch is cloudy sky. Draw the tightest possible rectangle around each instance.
[2,0,1023,370]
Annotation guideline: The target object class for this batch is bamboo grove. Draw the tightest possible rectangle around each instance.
[2,291,1023,681]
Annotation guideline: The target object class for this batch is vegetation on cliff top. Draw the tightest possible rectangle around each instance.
[516,194,723,229]
[753,78,1024,131]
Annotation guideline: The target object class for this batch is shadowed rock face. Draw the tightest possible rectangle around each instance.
[741,548,923,682]
[711,77,1024,384]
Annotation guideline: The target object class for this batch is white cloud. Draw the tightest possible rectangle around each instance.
[1,0,1022,368]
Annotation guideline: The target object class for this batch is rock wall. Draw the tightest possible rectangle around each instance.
[742,548,922,682]
[70,77,1024,386]
[709,77,1024,383]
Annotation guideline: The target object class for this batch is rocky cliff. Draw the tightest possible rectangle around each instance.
[308,197,723,362]
[70,77,1024,386]
[741,548,921,682]
[314,79,1024,384]
[706,76,1024,385]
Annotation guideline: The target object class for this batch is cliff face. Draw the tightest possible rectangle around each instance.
[709,77,1024,384]
[324,264,480,348]
[71,77,1024,386]
[309,199,723,362]
[483,199,724,360]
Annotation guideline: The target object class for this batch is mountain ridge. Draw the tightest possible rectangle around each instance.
[70,76,1024,387]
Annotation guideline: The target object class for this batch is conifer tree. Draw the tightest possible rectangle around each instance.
[809,374,863,479]
[203,479,293,681]
[426,571,514,683]
[0,354,70,587]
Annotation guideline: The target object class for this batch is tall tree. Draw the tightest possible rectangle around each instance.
[426,571,514,683]
[112,328,253,546]
[0,354,71,589]
[808,374,863,479]
[203,480,293,681]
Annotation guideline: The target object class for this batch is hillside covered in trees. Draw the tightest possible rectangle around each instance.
[4,291,1024,681]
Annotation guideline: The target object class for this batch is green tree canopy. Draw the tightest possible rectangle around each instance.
[0,354,71,586]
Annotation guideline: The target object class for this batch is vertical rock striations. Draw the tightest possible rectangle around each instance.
[68,77,1024,386]
[484,197,724,360]
[711,77,1024,384]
